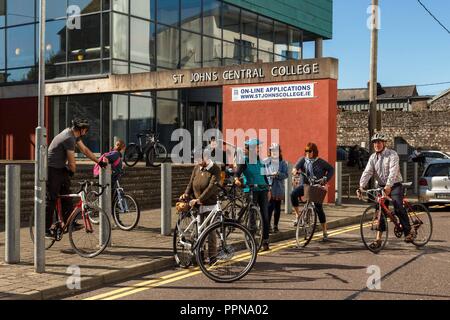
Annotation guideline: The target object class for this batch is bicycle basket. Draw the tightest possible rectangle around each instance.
[304,184,327,203]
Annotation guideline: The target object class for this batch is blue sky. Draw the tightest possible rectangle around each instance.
[324,0,450,96]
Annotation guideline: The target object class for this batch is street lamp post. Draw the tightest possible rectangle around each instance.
[35,0,47,273]
[368,0,379,153]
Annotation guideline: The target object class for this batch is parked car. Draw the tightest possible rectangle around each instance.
[418,159,450,205]
[411,150,450,168]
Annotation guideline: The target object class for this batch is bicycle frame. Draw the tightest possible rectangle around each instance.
[53,191,94,235]
[178,201,224,251]
[371,191,405,232]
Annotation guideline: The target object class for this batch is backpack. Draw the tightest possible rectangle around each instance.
[93,151,121,177]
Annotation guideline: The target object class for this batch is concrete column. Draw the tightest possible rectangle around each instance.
[5,165,21,264]
[315,38,323,58]
[402,162,408,183]
[99,165,112,247]
[284,162,293,215]
[335,162,342,206]
[161,163,172,236]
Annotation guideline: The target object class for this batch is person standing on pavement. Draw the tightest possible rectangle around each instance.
[264,143,288,234]
[234,139,271,251]
[357,132,415,250]
[46,118,107,238]
[291,143,334,242]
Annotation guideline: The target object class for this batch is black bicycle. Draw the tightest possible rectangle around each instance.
[124,130,168,167]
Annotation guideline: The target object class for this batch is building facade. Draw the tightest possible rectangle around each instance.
[0,0,334,161]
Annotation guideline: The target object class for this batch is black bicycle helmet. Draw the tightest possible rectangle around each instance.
[72,118,90,130]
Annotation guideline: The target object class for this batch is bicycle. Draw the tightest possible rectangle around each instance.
[124,130,168,167]
[87,173,140,231]
[357,183,433,254]
[294,172,327,248]
[29,181,112,258]
[221,183,264,251]
[173,184,257,283]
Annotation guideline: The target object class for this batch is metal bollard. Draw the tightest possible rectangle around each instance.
[5,165,21,264]
[99,165,112,247]
[161,163,172,236]
[335,162,342,206]
[284,162,293,215]
[414,162,419,194]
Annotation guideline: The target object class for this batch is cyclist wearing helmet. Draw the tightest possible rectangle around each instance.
[234,138,271,251]
[45,118,107,238]
[358,132,414,249]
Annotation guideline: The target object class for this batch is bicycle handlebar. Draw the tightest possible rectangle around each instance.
[77,181,109,196]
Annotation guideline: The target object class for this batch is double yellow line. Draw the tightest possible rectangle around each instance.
[86,223,362,300]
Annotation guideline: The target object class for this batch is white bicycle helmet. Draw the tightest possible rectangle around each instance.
[371,132,388,142]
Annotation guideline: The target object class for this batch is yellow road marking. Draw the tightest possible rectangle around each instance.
[86,222,363,300]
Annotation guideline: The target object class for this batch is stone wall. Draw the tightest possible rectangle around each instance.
[338,110,450,152]
[430,91,450,111]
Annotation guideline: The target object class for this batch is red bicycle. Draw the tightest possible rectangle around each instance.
[29,181,112,258]
[358,183,433,253]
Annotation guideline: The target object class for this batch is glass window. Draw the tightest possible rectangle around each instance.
[7,25,35,68]
[112,0,128,13]
[222,4,240,43]
[112,13,128,61]
[69,0,101,14]
[258,15,273,53]
[274,21,288,57]
[203,0,221,39]
[157,25,179,69]
[203,36,221,67]
[7,0,35,26]
[45,19,67,64]
[131,18,152,65]
[130,93,155,142]
[288,27,301,60]
[46,0,67,20]
[46,63,66,79]
[130,0,155,20]
[157,0,179,27]
[302,40,315,59]
[241,11,257,44]
[274,54,286,62]
[258,50,273,63]
[157,98,179,148]
[0,28,4,69]
[103,12,110,58]
[112,59,128,74]
[222,40,239,65]
[7,67,36,82]
[112,94,128,144]
[181,0,201,33]
[0,0,5,27]
[130,63,150,73]
[158,90,178,100]
[180,31,201,69]
[240,40,256,63]
[69,60,100,76]
[68,14,101,61]
[67,95,102,153]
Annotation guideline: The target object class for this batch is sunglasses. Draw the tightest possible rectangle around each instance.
[305,150,313,153]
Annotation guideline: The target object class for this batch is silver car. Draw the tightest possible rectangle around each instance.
[419,159,450,204]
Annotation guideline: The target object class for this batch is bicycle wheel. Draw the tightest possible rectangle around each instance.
[196,221,257,283]
[124,144,141,167]
[296,204,317,248]
[113,193,140,231]
[241,206,263,251]
[406,203,433,247]
[173,211,197,268]
[147,143,168,167]
[360,205,388,254]
[86,191,100,225]
[29,211,56,249]
[69,206,111,258]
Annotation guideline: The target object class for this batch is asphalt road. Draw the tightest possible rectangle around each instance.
[67,210,450,301]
